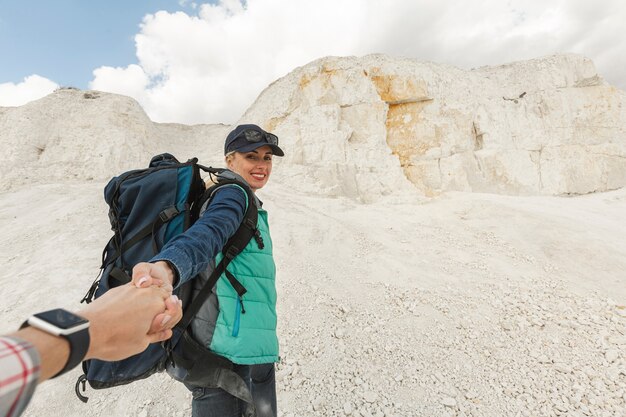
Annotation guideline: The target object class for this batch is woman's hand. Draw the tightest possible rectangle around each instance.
[132,261,175,288]
[132,261,182,335]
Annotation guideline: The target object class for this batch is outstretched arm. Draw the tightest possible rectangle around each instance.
[7,283,176,381]
[1,283,180,417]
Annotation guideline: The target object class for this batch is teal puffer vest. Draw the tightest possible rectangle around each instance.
[190,186,279,365]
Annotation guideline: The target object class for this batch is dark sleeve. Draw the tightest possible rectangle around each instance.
[150,185,246,287]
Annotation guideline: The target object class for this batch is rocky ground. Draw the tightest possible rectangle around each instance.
[278,276,626,417]
[1,183,625,417]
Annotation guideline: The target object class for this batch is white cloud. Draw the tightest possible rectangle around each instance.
[178,0,198,9]
[90,64,150,102]
[88,0,626,124]
[0,75,58,107]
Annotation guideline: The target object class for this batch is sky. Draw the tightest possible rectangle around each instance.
[0,0,624,125]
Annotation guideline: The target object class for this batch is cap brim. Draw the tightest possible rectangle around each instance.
[235,142,285,157]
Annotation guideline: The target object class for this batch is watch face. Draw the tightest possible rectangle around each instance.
[33,309,88,329]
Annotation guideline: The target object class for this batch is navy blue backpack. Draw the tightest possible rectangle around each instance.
[75,153,259,403]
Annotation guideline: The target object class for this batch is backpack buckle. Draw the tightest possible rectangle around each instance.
[225,245,240,260]
[159,206,180,222]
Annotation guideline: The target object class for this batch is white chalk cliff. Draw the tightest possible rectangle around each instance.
[1,54,625,199]
[242,53,626,199]
[0,89,230,190]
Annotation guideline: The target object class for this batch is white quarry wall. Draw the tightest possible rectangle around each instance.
[1,89,160,188]
[1,54,624,199]
[241,53,626,199]
[0,89,229,190]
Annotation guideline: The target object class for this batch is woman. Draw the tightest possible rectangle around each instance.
[131,124,284,417]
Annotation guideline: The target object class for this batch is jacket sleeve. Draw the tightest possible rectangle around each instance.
[150,185,246,287]
[0,336,40,417]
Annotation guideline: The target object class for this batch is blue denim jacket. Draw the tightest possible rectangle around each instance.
[150,185,246,286]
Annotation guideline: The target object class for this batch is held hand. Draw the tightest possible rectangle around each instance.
[149,293,183,335]
[132,261,175,290]
[133,261,182,334]
[79,283,174,361]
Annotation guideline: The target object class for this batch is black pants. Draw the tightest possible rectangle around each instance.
[187,363,276,417]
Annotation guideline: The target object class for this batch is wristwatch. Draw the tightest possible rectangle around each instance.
[20,308,90,378]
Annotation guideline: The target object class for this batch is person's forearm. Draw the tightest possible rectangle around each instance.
[8,327,70,383]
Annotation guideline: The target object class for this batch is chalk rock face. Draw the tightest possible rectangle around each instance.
[1,54,624,198]
[241,54,626,198]
[1,89,157,189]
[0,88,228,190]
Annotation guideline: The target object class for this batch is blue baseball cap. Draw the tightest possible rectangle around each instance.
[224,124,284,156]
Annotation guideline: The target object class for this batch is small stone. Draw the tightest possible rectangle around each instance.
[312,397,324,411]
[383,407,394,416]
[501,320,514,331]
[608,336,626,345]
[465,391,478,400]
[531,318,544,327]
[605,350,619,363]
[363,391,378,403]
[606,367,621,381]
[441,397,457,408]
[554,402,568,412]
[276,366,292,382]
[343,402,353,415]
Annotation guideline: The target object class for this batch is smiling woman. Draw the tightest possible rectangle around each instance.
[226,146,274,191]
[223,125,284,191]
[129,123,285,417]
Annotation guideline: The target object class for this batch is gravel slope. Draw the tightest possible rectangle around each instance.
[1,183,625,417]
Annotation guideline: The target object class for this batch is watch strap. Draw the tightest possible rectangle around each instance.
[20,317,91,379]
[54,327,90,378]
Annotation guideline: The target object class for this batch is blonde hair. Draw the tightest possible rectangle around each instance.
[225,150,236,164]
[203,151,239,188]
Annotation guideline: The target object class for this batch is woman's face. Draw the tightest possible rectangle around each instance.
[227,145,273,191]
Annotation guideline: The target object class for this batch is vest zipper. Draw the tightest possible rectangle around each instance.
[232,296,245,337]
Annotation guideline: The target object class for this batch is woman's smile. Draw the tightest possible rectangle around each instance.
[227,145,273,191]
